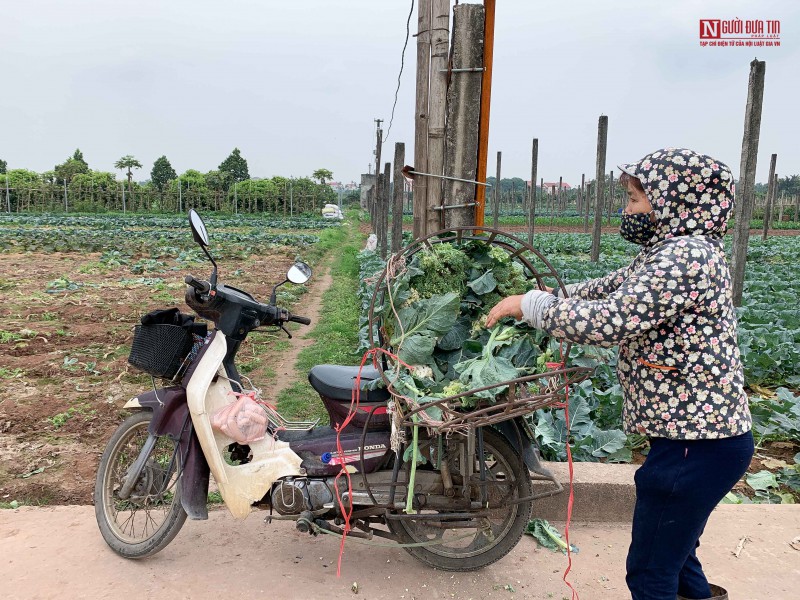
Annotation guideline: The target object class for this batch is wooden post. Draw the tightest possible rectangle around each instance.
[795,194,800,223]
[425,0,450,235]
[558,177,563,223]
[539,177,544,230]
[392,143,405,254]
[778,191,784,224]
[413,0,431,239]
[607,170,614,225]
[443,3,485,229]
[769,173,778,229]
[731,59,766,306]
[380,162,391,259]
[762,154,777,240]
[493,151,501,228]
[583,177,590,234]
[591,116,609,262]
[528,138,538,244]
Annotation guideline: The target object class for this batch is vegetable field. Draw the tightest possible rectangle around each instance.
[0,213,337,506]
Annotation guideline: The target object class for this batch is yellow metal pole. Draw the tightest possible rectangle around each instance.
[474,0,495,228]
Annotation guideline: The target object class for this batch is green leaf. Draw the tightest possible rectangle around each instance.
[437,316,472,351]
[746,470,778,492]
[524,518,579,553]
[390,292,460,346]
[588,429,628,458]
[456,355,518,399]
[720,491,744,504]
[498,334,540,369]
[397,334,436,366]
[605,445,633,463]
[467,270,497,295]
[418,397,444,421]
[566,395,594,437]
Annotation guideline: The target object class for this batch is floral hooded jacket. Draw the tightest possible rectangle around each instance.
[534,147,751,440]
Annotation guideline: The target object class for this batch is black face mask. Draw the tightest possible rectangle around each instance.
[620,211,656,245]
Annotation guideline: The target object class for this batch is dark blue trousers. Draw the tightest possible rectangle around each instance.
[626,431,754,600]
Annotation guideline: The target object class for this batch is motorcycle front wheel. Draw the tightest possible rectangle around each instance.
[94,410,187,558]
[387,427,533,571]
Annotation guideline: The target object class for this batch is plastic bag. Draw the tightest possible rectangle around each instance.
[210,391,268,444]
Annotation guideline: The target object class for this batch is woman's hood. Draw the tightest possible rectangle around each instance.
[619,147,734,244]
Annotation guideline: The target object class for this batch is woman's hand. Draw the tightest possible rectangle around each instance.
[486,295,524,328]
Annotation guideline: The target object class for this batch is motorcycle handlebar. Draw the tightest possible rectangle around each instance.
[288,314,312,326]
[184,274,307,331]
[184,275,210,293]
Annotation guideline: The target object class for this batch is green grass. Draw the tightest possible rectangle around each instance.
[0,367,24,379]
[0,329,26,343]
[276,219,363,421]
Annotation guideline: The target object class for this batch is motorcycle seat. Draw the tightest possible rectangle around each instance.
[308,364,390,403]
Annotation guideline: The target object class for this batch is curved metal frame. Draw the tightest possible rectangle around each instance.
[366,227,592,432]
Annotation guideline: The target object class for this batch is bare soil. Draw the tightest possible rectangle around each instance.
[0,247,329,506]
[2,504,798,599]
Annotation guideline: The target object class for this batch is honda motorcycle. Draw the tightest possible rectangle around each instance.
[94,210,559,571]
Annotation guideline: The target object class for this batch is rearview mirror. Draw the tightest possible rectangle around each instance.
[287,262,312,285]
[189,209,209,246]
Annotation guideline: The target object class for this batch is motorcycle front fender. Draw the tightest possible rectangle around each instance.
[126,387,210,521]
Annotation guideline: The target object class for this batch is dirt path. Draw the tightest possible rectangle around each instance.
[267,262,334,400]
[2,504,798,599]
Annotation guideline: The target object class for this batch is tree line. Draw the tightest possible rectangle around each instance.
[0,150,338,215]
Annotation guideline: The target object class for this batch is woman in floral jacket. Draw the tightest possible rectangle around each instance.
[487,148,753,600]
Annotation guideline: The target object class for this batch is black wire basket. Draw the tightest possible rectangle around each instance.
[128,324,194,380]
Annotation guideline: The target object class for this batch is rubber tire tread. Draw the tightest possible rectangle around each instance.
[387,428,533,571]
[94,410,187,559]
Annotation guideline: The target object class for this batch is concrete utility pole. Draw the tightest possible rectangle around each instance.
[392,143,405,254]
[731,59,766,306]
[443,2,485,229]
[493,151,502,228]
[762,154,777,240]
[425,0,449,235]
[380,162,391,259]
[528,138,538,244]
[591,116,608,262]
[412,0,431,239]
[373,120,383,231]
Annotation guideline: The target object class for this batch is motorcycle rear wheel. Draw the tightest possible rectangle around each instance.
[387,427,533,571]
[95,410,187,558]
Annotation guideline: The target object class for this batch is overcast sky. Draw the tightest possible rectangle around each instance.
[2,0,797,186]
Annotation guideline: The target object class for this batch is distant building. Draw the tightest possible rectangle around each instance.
[328,181,359,191]
[527,181,572,194]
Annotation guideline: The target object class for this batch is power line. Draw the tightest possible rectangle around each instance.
[383,0,415,144]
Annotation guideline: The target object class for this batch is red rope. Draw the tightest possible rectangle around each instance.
[334,342,578,597]
[334,346,412,576]
[547,342,579,599]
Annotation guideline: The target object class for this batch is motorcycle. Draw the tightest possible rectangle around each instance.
[95,210,559,571]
